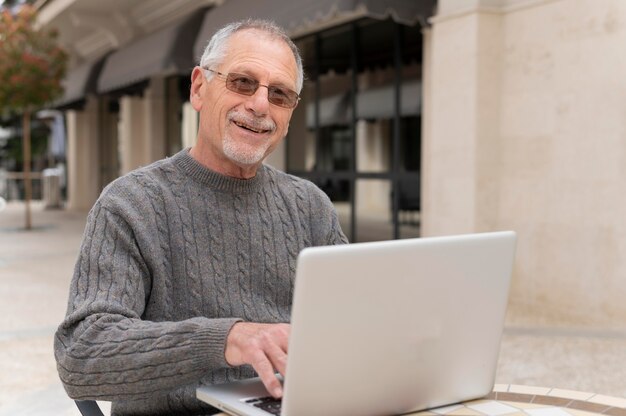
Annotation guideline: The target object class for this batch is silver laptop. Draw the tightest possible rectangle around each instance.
[197,231,517,416]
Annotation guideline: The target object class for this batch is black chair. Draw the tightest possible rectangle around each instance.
[75,400,105,416]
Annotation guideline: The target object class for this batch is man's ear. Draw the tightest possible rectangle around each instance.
[190,67,205,111]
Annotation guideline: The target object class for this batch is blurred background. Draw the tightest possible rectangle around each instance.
[1,0,625,414]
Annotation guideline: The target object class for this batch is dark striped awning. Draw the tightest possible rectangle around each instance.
[55,55,106,109]
[193,0,436,62]
[97,10,206,94]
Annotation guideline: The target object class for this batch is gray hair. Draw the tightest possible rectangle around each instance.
[199,19,304,93]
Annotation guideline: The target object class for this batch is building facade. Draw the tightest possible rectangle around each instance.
[425,0,626,329]
[37,0,626,329]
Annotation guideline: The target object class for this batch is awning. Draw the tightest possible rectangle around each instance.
[194,0,436,61]
[305,80,421,128]
[98,11,205,94]
[306,93,350,128]
[55,55,106,109]
[356,79,421,120]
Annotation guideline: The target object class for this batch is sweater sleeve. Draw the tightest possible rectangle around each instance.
[300,178,349,246]
[54,201,240,402]
[326,208,349,245]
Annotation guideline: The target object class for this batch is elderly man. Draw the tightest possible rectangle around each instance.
[55,19,347,416]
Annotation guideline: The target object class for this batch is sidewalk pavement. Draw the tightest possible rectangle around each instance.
[0,201,624,415]
[0,201,110,415]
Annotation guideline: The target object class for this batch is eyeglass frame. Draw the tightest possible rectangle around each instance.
[202,67,301,109]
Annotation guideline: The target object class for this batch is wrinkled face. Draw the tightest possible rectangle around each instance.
[191,29,299,176]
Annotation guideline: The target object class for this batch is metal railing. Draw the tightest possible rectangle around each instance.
[0,171,43,200]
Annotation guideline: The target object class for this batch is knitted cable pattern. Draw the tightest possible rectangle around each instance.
[327,214,350,245]
[99,209,117,301]
[256,189,282,322]
[74,203,101,306]
[234,194,256,321]
[205,194,232,317]
[162,164,203,317]
[290,176,313,248]
[131,171,175,319]
[267,170,298,304]
[124,252,143,313]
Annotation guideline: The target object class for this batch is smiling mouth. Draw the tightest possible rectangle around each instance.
[233,120,271,134]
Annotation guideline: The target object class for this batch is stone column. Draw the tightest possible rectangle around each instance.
[422,0,504,236]
[181,101,198,150]
[66,96,101,211]
[144,77,167,162]
[118,96,147,175]
[117,78,168,175]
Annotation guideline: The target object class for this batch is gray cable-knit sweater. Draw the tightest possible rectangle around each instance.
[54,149,348,415]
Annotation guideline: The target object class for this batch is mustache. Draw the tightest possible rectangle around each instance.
[228,110,276,132]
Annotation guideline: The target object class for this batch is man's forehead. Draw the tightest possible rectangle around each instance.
[221,29,297,81]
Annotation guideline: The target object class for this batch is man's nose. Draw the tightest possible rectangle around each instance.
[244,85,270,115]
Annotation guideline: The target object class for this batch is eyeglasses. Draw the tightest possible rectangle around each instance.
[203,68,300,109]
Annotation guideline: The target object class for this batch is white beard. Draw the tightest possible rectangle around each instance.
[222,131,272,166]
[222,109,279,166]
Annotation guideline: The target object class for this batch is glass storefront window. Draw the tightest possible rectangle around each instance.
[288,18,423,242]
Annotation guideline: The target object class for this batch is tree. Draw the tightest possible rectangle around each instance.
[0,0,35,11]
[0,4,67,229]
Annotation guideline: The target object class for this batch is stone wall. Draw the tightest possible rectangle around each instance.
[424,0,626,329]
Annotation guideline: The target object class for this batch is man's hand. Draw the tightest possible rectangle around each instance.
[225,322,290,398]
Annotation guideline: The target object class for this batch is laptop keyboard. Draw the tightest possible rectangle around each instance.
[244,396,282,415]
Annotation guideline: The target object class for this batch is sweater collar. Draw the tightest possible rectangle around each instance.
[171,148,266,194]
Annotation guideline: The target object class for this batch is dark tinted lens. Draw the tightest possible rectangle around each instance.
[223,71,299,108]
[226,73,258,95]
[268,86,298,108]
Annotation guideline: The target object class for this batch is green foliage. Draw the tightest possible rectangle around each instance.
[0,5,68,115]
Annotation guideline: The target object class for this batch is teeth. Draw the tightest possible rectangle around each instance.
[234,120,264,133]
